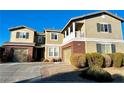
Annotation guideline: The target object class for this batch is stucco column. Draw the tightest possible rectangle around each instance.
[72,22,75,37]
[68,27,70,35]
[72,22,75,32]
[64,30,67,37]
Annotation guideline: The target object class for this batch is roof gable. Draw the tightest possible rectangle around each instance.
[9,25,36,32]
[62,11,124,32]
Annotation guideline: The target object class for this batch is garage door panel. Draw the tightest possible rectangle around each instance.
[13,48,28,62]
[63,47,71,64]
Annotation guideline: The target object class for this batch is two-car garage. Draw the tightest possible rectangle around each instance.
[4,44,34,62]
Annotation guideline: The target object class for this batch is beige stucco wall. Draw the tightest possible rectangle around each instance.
[10,28,35,43]
[45,31,64,44]
[84,14,123,40]
[85,41,97,53]
[115,42,124,53]
[85,41,124,53]
[45,46,62,60]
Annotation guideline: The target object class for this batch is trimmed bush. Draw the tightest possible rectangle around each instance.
[80,65,113,82]
[50,58,62,62]
[86,53,104,67]
[112,53,123,67]
[43,59,49,62]
[122,54,124,66]
[102,54,112,67]
[86,53,93,67]
[56,58,62,62]
[50,58,56,62]
[70,53,87,68]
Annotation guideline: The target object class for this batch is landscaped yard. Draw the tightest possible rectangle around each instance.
[104,67,124,82]
[1,52,124,83]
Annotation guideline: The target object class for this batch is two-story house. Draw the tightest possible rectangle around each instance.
[4,26,45,62]
[3,11,124,63]
[61,11,124,64]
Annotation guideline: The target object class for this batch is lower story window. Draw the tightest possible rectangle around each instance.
[49,48,53,56]
[97,43,116,54]
[48,47,59,57]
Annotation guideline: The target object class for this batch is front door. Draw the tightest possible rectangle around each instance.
[36,48,45,61]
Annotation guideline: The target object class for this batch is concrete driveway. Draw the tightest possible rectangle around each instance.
[0,62,49,83]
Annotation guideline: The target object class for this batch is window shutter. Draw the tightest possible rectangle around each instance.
[111,44,116,53]
[97,44,102,53]
[26,33,29,39]
[108,24,112,33]
[16,32,20,38]
[101,24,104,31]
[97,23,101,32]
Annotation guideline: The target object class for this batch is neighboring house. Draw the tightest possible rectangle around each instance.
[0,46,5,62]
[4,26,45,62]
[3,11,124,63]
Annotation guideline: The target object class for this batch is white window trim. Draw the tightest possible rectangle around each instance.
[99,23,110,33]
[50,32,58,41]
[17,32,29,39]
[97,43,112,54]
[48,47,59,57]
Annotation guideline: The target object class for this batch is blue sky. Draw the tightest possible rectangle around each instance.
[0,10,124,46]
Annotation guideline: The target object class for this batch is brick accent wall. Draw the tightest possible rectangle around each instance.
[61,41,85,60]
[72,41,85,53]
[4,45,34,62]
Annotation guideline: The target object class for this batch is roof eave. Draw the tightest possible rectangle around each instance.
[61,11,124,32]
[9,25,36,32]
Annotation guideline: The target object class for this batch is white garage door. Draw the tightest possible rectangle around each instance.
[63,47,71,64]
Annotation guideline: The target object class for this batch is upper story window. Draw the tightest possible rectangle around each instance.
[51,32,58,40]
[37,36,43,43]
[16,32,29,39]
[97,23,112,33]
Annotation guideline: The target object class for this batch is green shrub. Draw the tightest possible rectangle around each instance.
[80,65,113,82]
[70,53,87,68]
[86,53,104,67]
[112,53,123,67]
[102,54,112,67]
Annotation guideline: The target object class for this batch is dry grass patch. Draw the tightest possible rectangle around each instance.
[104,67,124,75]
[104,67,124,82]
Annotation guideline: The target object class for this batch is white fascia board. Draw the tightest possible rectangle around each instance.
[62,37,124,46]
[45,44,61,47]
